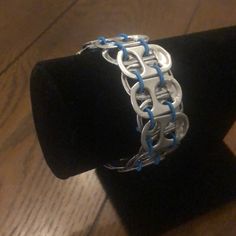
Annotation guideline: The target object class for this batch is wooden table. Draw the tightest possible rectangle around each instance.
[0,1,235,235]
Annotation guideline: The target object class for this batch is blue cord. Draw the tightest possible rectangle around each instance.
[163,101,176,122]
[144,108,155,130]
[152,64,165,87]
[154,154,161,165]
[133,70,144,93]
[118,33,129,41]
[113,42,129,60]
[97,36,108,45]
[139,38,150,56]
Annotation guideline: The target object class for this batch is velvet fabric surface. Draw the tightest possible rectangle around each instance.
[30,27,236,179]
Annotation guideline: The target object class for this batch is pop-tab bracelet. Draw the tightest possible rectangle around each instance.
[77,34,189,172]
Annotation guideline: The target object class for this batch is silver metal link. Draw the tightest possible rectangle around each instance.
[136,101,184,133]
[117,44,171,79]
[121,71,171,99]
[141,113,189,152]
[130,75,182,118]
[94,35,149,49]
[78,34,189,172]
[77,35,149,55]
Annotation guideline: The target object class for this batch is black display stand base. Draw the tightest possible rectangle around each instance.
[96,28,236,235]
[30,27,236,179]
[97,143,235,235]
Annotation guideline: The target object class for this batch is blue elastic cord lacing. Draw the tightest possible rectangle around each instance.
[97,36,108,45]
[152,64,165,87]
[133,70,144,93]
[139,38,150,56]
[118,33,129,41]
[144,108,155,130]
[113,42,129,60]
[163,101,176,122]
[154,154,161,165]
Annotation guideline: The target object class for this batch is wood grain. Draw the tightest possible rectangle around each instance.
[0,0,77,74]
[89,199,128,236]
[188,0,236,33]
[0,0,235,235]
[224,122,236,155]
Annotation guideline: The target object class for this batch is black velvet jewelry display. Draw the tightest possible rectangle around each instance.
[30,27,236,179]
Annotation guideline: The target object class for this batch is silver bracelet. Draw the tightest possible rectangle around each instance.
[77,34,189,172]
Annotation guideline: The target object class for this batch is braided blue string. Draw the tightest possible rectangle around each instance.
[139,38,150,56]
[152,64,165,87]
[113,42,129,60]
[163,101,176,122]
[133,70,144,93]
[118,33,129,41]
[97,36,108,45]
[144,108,155,130]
